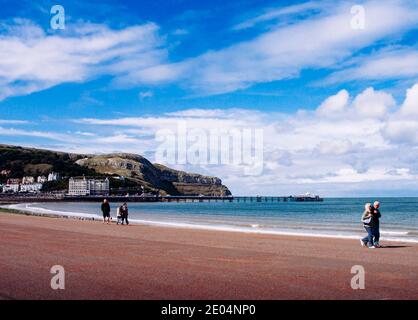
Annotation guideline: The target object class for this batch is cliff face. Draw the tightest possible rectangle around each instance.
[0,145,232,196]
[75,154,231,196]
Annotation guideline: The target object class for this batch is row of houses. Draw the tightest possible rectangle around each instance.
[0,172,60,194]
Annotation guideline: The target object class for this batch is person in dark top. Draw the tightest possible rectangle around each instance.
[372,201,382,247]
[121,203,129,225]
[101,199,111,224]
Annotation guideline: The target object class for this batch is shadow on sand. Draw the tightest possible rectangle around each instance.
[380,245,411,249]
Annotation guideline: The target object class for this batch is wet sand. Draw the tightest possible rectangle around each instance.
[0,212,417,300]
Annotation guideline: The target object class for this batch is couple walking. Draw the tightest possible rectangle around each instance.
[116,203,129,225]
[361,201,381,248]
[100,199,129,225]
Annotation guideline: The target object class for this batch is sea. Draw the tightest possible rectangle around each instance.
[5,198,418,243]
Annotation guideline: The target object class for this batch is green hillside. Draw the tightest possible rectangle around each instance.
[0,145,97,182]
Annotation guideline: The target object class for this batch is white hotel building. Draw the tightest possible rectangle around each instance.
[68,177,110,196]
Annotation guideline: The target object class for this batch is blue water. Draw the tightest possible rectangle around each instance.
[8,198,418,242]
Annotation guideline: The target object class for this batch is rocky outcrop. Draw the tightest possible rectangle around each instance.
[76,154,231,196]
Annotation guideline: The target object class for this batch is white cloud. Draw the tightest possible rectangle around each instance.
[4,83,418,195]
[3,83,396,194]
[2,1,418,99]
[316,87,396,119]
[400,83,418,116]
[381,83,418,144]
[0,126,70,140]
[316,89,349,117]
[114,63,184,86]
[322,47,418,85]
[382,119,418,144]
[125,0,418,95]
[165,108,263,119]
[352,87,396,118]
[316,139,354,156]
[0,119,29,124]
[139,91,154,100]
[0,20,166,100]
[232,1,329,31]
[74,131,96,137]
[76,113,251,130]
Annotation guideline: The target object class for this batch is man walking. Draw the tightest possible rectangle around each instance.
[101,199,111,224]
[372,201,382,247]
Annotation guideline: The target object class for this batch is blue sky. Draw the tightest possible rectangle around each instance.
[1,0,418,196]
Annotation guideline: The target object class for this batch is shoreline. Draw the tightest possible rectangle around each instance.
[2,202,418,244]
[0,212,417,299]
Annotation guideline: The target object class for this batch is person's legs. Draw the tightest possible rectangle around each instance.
[373,224,380,246]
[362,227,374,247]
[361,227,369,245]
[361,234,368,246]
[125,216,129,225]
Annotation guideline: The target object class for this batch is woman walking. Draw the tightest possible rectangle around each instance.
[360,203,376,249]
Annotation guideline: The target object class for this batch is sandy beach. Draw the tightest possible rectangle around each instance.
[0,212,417,300]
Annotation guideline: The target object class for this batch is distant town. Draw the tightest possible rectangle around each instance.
[0,170,110,196]
[0,169,323,203]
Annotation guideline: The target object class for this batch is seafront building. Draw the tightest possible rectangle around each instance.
[2,183,20,193]
[68,177,110,196]
[22,176,35,184]
[0,173,60,194]
[37,176,47,183]
[6,178,21,185]
[20,183,43,193]
[48,172,60,181]
[2,178,20,193]
[2,176,42,193]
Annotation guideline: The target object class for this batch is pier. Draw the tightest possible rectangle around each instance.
[1,194,323,203]
[233,196,323,202]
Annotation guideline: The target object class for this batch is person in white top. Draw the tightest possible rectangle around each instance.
[116,205,123,225]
